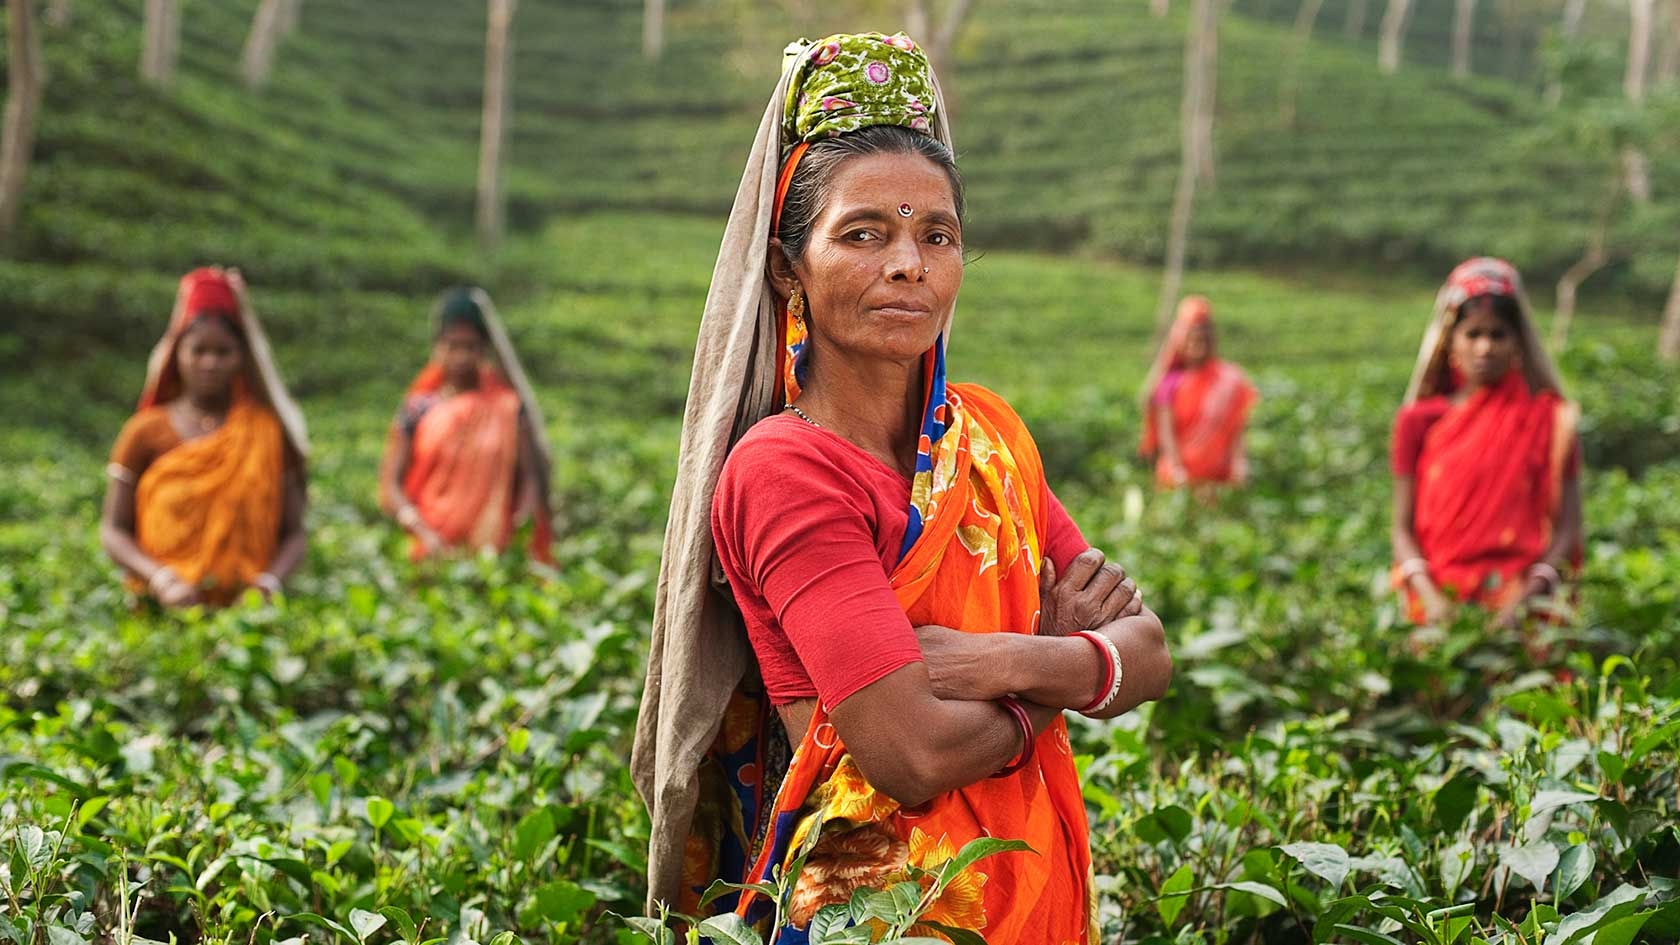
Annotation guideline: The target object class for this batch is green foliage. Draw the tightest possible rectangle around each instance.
[5,212,1680,945]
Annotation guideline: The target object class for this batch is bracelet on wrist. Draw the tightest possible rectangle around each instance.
[148,567,177,595]
[254,572,283,594]
[1527,561,1562,592]
[1398,557,1429,582]
[1074,630,1125,716]
[991,696,1035,778]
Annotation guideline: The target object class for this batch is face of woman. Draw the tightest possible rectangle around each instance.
[435,323,486,387]
[177,317,244,401]
[1451,298,1521,389]
[786,152,963,367]
[1181,324,1213,366]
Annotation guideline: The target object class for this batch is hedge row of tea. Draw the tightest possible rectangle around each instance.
[4,213,1679,945]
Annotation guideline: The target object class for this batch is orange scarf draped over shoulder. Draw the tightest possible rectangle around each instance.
[391,363,550,562]
[135,399,286,606]
[735,383,1094,945]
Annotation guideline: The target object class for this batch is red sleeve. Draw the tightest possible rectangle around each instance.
[713,435,924,710]
[1390,401,1442,477]
[1042,486,1088,574]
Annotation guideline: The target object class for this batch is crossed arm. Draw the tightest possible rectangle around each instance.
[822,549,1173,807]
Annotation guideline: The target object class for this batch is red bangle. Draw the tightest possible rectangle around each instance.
[992,697,1035,778]
[1074,631,1118,714]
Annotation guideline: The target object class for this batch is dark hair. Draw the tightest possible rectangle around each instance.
[435,287,490,341]
[775,124,965,265]
[182,311,246,347]
[1455,293,1522,332]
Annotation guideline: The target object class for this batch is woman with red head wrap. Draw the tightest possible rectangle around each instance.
[1390,258,1583,631]
[1138,296,1259,489]
[99,267,309,607]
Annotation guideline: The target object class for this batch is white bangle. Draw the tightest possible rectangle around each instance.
[254,572,282,594]
[1399,557,1429,581]
[1077,631,1125,717]
[397,504,422,529]
[1527,562,1562,591]
[148,566,178,595]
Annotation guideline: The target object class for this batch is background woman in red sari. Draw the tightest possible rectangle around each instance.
[379,288,554,564]
[1390,258,1583,630]
[100,267,310,608]
[1138,296,1258,489]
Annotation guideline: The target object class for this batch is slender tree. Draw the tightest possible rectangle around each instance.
[46,0,68,28]
[643,0,663,60]
[1561,0,1588,37]
[1,0,44,242]
[1659,255,1680,360]
[1657,0,1679,83]
[900,0,977,117]
[1378,0,1413,73]
[1153,0,1170,17]
[1551,175,1620,351]
[1154,0,1218,334]
[477,0,517,248]
[140,0,180,86]
[1451,0,1476,77]
[242,0,292,89]
[1624,0,1654,202]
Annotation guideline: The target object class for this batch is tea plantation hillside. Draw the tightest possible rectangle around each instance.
[3,0,1678,415]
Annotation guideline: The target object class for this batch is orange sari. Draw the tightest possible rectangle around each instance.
[726,384,1094,944]
[134,399,287,606]
[389,363,551,563]
[1401,369,1578,619]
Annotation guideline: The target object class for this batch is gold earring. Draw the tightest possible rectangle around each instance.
[788,287,806,329]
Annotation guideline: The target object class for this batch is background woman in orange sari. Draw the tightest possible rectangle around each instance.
[379,288,554,564]
[1138,296,1258,489]
[100,267,310,608]
[633,34,1172,942]
[1390,258,1583,630]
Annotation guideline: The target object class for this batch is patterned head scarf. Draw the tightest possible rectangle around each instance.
[633,33,952,911]
[1403,257,1564,404]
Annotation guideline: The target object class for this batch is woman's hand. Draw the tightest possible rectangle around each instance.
[151,566,201,608]
[415,525,446,558]
[1415,580,1454,626]
[1039,549,1142,637]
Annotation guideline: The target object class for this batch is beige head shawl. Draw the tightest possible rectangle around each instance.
[466,288,553,474]
[630,45,954,911]
[140,267,310,460]
[1402,257,1565,405]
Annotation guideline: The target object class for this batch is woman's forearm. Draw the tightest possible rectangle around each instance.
[100,523,162,582]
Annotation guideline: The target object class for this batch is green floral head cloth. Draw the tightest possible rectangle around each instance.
[781,32,937,145]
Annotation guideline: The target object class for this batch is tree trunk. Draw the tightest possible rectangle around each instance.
[476,0,516,249]
[1378,0,1412,74]
[46,0,70,28]
[1624,0,1655,203]
[1152,0,1170,18]
[1627,0,1654,100]
[1194,0,1218,188]
[242,0,289,89]
[1551,175,1621,351]
[277,0,301,37]
[141,0,180,86]
[906,0,929,41]
[642,0,663,60]
[1154,0,1217,334]
[1,0,44,242]
[1561,0,1587,38]
[1280,0,1324,126]
[919,0,976,121]
[1345,0,1369,38]
[1658,254,1680,360]
[1657,0,1679,84]
[1451,0,1476,77]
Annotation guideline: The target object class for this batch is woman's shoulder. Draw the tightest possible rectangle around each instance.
[1395,395,1451,428]
[722,414,857,481]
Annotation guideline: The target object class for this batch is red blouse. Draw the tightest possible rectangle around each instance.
[711,415,1090,708]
